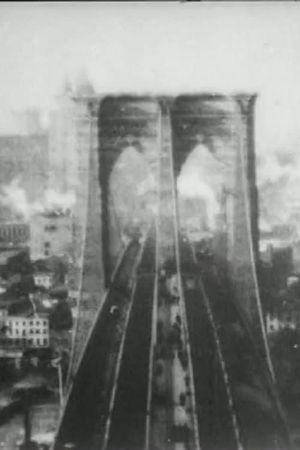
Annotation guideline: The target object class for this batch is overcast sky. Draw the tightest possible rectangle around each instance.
[1,2,300,168]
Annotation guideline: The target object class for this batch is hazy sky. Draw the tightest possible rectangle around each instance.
[1,2,300,167]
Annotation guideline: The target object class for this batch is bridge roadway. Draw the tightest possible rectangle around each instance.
[105,235,155,450]
[181,238,290,450]
[54,234,290,450]
[54,236,155,450]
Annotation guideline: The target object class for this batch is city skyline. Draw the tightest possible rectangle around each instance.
[1,3,300,230]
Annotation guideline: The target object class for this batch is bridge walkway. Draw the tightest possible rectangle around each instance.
[53,239,144,450]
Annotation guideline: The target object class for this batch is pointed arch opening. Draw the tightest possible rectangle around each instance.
[177,141,230,260]
[109,146,156,246]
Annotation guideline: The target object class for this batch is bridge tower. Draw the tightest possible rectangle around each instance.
[67,93,268,390]
[53,93,291,450]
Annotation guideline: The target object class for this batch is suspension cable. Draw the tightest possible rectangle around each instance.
[66,110,94,390]
[237,104,275,381]
[237,102,291,447]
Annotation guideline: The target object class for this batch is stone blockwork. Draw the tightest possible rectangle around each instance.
[98,96,160,284]
[230,96,265,338]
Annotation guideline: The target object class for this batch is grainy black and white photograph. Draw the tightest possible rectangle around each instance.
[0,2,300,449]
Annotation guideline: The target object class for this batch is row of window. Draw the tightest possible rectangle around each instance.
[8,328,48,336]
[0,338,49,346]
[7,320,48,327]
[0,228,28,238]
[28,338,49,346]
[35,276,52,282]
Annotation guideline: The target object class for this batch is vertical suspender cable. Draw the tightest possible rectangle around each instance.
[237,102,291,447]
[237,103,275,380]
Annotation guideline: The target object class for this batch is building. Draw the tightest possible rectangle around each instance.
[48,76,95,193]
[0,134,49,210]
[47,77,100,300]
[0,107,49,225]
[266,311,299,334]
[30,210,73,261]
[0,311,49,349]
[0,222,30,245]
[33,272,54,290]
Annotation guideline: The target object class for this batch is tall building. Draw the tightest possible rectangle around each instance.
[48,76,99,297]
[30,210,73,261]
[48,80,77,193]
[0,134,49,203]
[48,75,95,193]
[0,107,49,224]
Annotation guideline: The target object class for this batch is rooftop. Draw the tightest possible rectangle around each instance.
[38,208,71,218]
[0,249,23,265]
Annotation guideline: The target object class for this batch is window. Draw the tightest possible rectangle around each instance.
[43,320,47,326]
[44,250,49,256]
[44,225,57,232]
[44,242,50,248]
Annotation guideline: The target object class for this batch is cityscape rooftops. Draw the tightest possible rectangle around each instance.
[38,208,72,218]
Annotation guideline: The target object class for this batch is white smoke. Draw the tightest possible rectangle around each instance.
[0,178,76,221]
[177,143,224,230]
[44,189,76,212]
[258,150,300,231]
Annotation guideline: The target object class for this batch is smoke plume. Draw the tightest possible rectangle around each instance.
[257,149,300,232]
[0,178,75,221]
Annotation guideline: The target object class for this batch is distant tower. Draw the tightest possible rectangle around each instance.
[48,75,96,193]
